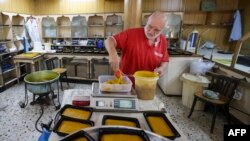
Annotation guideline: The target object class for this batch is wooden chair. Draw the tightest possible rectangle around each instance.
[45,57,69,91]
[188,71,240,133]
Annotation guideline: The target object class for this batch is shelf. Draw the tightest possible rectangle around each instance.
[0,40,11,43]
[12,15,25,25]
[0,51,17,56]
[88,25,104,27]
[183,24,232,27]
[105,24,123,27]
[52,44,96,47]
[72,25,88,27]
[20,73,27,78]
[4,77,17,85]
[12,25,24,27]
[0,25,11,28]
[57,25,71,27]
[3,67,16,74]
[20,64,26,67]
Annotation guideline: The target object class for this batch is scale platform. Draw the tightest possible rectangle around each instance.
[91,82,137,98]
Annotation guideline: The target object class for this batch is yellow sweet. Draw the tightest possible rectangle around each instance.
[62,108,91,120]
[147,116,175,137]
[58,121,91,134]
[74,137,88,141]
[104,78,127,84]
[101,134,143,141]
[105,119,137,127]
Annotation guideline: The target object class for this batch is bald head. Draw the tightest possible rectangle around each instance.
[144,11,167,40]
[148,11,167,27]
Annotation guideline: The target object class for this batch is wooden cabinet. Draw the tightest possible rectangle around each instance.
[105,14,123,37]
[57,16,71,38]
[12,15,26,51]
[41,14,124,54]
[72,16,88,38]
[182,0,238,51]
[42,17,57,38]
[0,13,28,90]
[88,15,105,38]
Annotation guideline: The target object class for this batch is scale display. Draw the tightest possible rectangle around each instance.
[90,97,138,111]
[114,99,134,109]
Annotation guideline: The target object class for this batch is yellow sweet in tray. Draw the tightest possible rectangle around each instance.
[74,137,88,141]
[104,119,137,127]
[147,116,175,137]
[101,134,143,141]
[104,78,127,84]
[62,108,91,120]
[58,121,91,134]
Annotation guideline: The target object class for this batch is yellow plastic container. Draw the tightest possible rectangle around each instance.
[134,71,159,100]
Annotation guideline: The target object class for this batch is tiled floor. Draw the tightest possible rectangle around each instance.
[0,82,226,141]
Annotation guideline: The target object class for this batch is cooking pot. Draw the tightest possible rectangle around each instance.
[24,70,60,94]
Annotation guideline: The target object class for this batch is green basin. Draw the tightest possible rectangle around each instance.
[24,70,60,94]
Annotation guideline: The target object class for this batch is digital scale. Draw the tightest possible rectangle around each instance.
[90,83,139,111]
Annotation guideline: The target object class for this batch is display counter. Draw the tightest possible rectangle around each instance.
[48,89,187,141]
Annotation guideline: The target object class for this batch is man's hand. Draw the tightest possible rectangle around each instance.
[109,53,120,71]
[154,62,168,77]
[154,67,164,77]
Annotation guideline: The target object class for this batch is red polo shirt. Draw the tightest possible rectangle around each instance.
[113,28,169,76]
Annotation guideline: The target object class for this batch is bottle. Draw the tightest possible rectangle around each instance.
[189,30,198,48]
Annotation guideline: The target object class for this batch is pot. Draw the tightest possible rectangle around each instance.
[24,70,60,94]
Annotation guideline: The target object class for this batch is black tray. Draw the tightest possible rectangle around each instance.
[53,116,94,136]
[56,104,93,121]
[98,127,150,141]
[143,111,180,140]
[102,115,140,128]
[60,130,95,141]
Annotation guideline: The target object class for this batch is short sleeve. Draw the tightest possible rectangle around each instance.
[113,29,129,49]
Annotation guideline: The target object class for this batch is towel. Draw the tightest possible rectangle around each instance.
[229,10,242,41]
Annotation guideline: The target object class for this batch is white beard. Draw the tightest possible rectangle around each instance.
[144,26,162,40]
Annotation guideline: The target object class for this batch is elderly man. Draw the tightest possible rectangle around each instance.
[105,11,169,79]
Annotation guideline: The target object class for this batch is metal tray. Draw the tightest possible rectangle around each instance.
[143,111,181,140]
[98,126,150,141]
[53,116,94,136]
[102,115,140,128]
[60,130,95,141]
[56,104,93,121]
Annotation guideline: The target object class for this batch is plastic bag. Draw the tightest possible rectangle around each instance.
[190,59,215,75]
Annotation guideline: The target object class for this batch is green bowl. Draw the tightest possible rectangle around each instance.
[24,70,60,94]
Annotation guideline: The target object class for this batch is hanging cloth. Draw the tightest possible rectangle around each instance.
[229,10,242,41]
[25,18,41,43]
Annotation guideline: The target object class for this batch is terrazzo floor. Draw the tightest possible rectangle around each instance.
[0,82,226,141]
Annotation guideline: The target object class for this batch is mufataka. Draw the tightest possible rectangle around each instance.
[147,116,174,136]
[101,134,143,141]
[58,121,91,134]
[62,108,91,120]
[105,119,137,127]
[73,137,88,141]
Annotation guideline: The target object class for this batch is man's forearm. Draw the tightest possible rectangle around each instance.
[105,37,120,70]
[105,37,117,55]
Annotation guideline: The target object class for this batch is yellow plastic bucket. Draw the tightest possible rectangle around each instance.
[134,71,159,100]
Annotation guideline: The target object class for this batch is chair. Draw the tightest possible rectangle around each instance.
[188,71,240,133]
[45,57,69,90]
